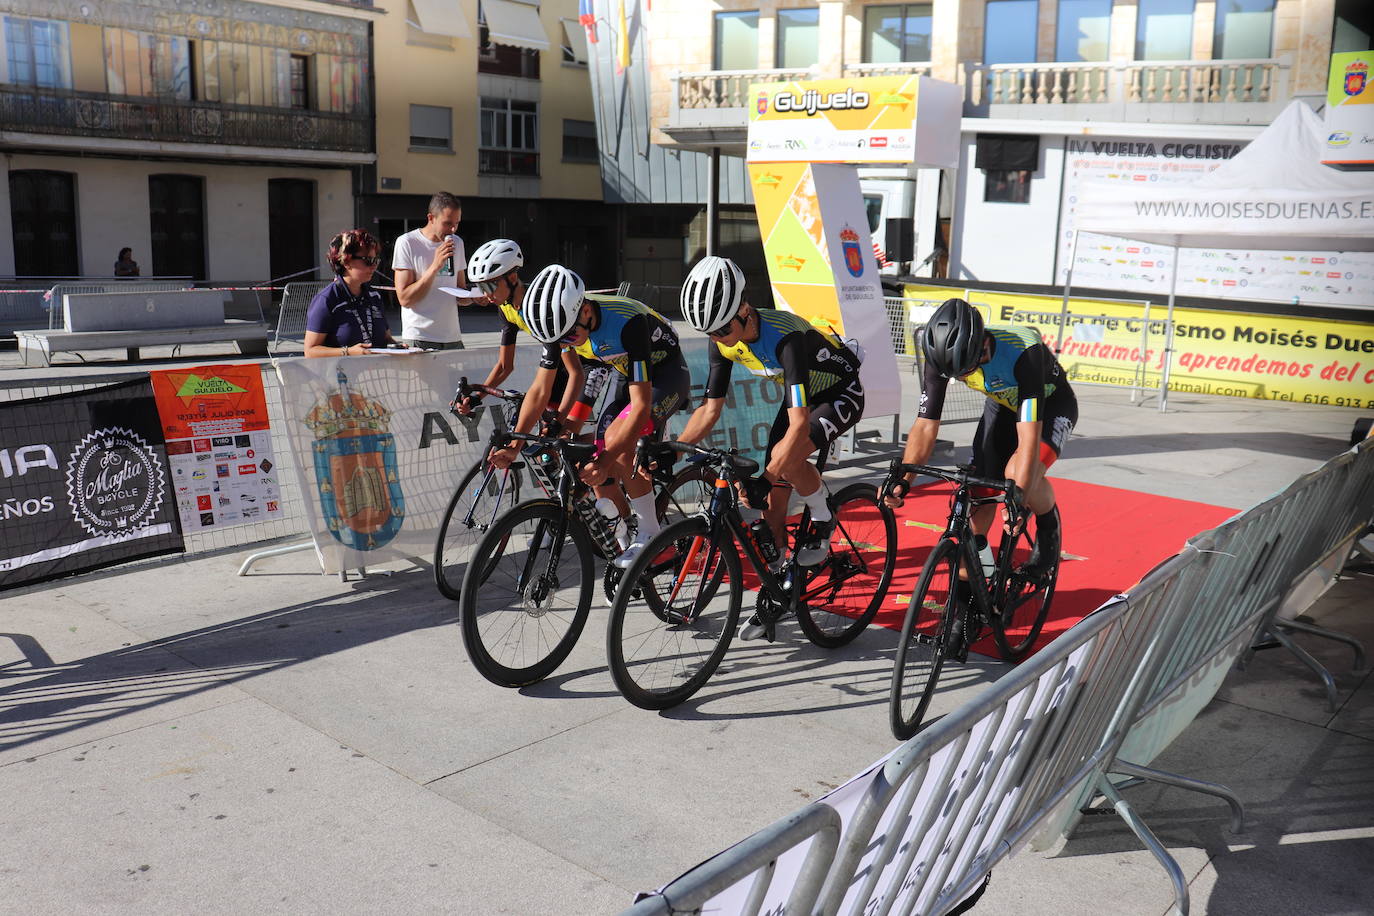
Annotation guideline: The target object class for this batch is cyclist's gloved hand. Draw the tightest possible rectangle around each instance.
[644,442,676,470]
[741,475,772,509]
[882,475,910,501]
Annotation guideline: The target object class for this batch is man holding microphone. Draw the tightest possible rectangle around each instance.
[391,191,483,349]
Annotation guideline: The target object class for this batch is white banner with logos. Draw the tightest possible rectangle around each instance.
[1057,135,1374,306]
[275,349,535,574]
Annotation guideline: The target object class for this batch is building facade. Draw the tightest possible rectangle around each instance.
[0,0,376,284]
[607,0,1371,307]
[361,0,618,287]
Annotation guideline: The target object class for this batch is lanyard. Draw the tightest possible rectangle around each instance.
[337,280,376,345]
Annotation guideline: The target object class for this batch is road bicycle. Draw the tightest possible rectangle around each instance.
[457,431,713,688]
[605,442,897,710]
[433,379,538,600]
[886,462,1059,740]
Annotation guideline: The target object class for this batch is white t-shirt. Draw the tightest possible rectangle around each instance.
[391,228,465,343]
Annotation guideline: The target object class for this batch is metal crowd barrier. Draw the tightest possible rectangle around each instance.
[271,280,331,354]
[45,281,189,329]
[883,296,986,427]
[622,437,1374,916]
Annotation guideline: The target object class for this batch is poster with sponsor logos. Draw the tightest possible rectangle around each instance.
[149,365,281,533]
[1057,136,1374,307]
[0,378,184,592]
[1323,51,1373,167]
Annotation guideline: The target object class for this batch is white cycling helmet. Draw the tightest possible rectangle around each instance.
[680,256,745,334]
[521,264,586,343]
[467,239,523,282]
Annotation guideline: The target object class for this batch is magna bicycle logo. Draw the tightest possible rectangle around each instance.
[65,427,167,538]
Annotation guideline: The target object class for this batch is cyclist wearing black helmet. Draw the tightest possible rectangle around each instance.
[886,298,1076,573]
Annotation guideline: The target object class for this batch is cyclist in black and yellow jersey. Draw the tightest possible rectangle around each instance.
[675,256,865,594]
[455,239,609,431]
[490,264,690,568]
[885,297,1077,575]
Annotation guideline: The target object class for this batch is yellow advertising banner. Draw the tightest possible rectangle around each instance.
[904,284,1374,409]
[753,162,900,416]
[747,75,960,166]
[1324,50,1374,166]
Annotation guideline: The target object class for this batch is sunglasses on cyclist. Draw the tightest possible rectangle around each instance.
[476,278,504,296]
[708,314,743,338]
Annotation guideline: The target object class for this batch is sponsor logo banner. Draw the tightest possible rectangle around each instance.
[150,364,281,533]
[0,378,183,591]
[1324,51,1374,165]
[905,283,1374,408]
[747,76,921,164]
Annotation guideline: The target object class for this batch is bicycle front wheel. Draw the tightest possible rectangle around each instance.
[795,482,898,649]
[607,517,742,710]
[459,500,593,687]
[435,459,523,600]
[656,461,714,524]
[990,507,1059,662]
[891,538,963,740]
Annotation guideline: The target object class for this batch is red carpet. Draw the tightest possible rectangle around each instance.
[878,479,1237,658]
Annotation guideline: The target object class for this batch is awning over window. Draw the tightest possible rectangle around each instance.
[409,0,472,39]
[561,18,588,64]
[974,133,1040,171]
[482,0,550,52]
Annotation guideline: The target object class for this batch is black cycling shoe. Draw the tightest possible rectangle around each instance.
[1023,524,1061,578]
[795,517,836,567]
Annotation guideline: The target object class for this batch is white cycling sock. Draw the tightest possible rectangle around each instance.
[629,492,660,542]
[798,485,831,523]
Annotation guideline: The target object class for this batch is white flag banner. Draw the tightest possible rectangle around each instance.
[274,348,537,574]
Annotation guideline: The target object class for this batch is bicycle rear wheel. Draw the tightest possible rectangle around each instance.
[435,459,523,600]
[891,538,963,740]
[990,507,1059,662]
[606,517,742,709]
[459,499,593,687]
[795,482,898,649]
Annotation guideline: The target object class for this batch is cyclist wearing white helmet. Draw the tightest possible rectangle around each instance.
[491,264,690,568]
[676,256,864,591]
[458,240,608,429]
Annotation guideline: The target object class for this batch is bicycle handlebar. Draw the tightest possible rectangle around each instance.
[455,376,523,402]
[662,440,760,475]
[888,461,1023,508]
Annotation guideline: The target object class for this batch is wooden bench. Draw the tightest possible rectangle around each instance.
[13,289,269,366]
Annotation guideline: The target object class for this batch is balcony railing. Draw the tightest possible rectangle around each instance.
[677,68,816,110]
[967,56,1290,111]
[842,61,933,80]
[0,86,373,154]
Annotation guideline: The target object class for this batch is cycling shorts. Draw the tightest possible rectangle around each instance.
[970,388,1077,479]
[762,379,865,474]
[595,360,691,450]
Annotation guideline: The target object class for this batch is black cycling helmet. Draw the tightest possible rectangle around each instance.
[922,298,985,377]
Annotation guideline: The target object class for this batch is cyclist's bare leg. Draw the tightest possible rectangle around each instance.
[765,442,822,548]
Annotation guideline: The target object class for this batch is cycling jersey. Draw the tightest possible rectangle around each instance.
[704,308,862,408]
[498,301,527,347]
[537,294,684,382]
[497,300,609,409]
[918,324,1071,423]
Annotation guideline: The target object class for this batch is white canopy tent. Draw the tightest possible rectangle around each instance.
[1064,101,1374,409]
